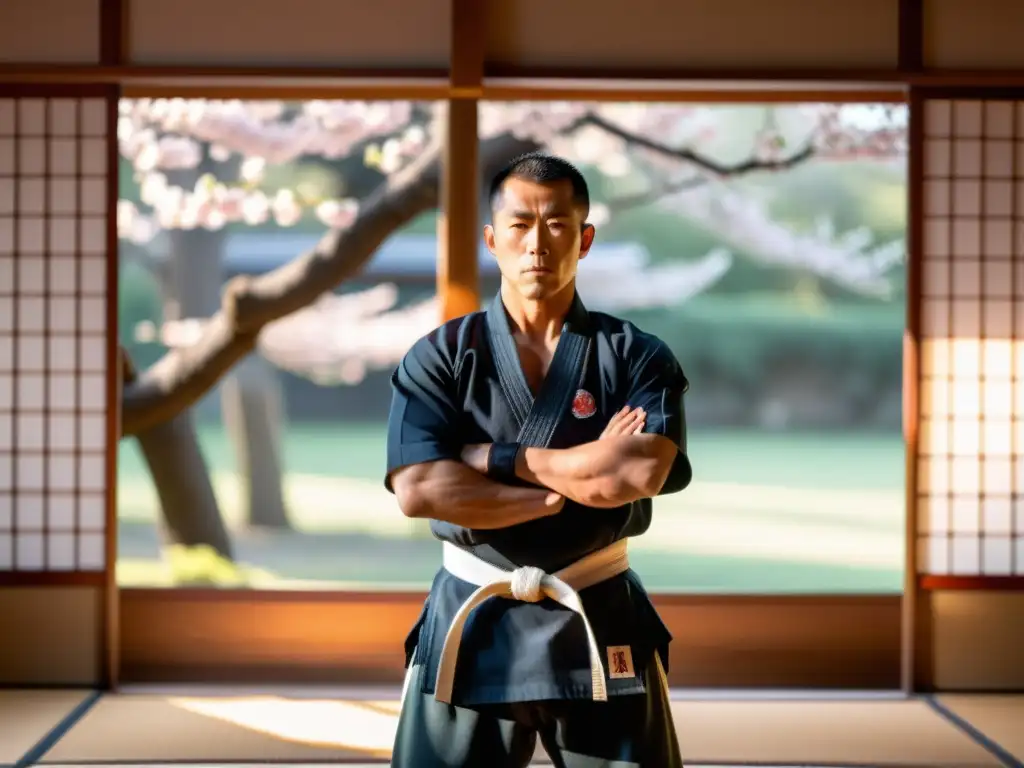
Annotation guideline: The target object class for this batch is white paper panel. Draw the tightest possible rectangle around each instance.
[918,99,1024,576]
[0,97,110,574]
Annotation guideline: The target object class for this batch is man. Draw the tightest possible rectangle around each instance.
[385,153,692,767]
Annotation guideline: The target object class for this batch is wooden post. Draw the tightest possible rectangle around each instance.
[438,0,486,322]
[101,0,127,692]
[902,88,929,694]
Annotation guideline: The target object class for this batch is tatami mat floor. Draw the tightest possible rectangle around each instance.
[1,688,1021,768]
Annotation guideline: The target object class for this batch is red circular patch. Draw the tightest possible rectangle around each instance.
[571,389,596,419]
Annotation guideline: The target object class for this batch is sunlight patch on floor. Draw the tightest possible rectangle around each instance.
[168,696,401,758]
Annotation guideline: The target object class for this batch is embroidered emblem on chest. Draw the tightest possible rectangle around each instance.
[607,645,636,679]
[571,389,597,419]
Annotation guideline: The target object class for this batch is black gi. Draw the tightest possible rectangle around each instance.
[385,292,692,767]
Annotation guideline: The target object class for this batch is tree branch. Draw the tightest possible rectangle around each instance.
[120,131,538,436]
[121,152,438,435]
[570,112,824,216]
[587,111,901,216]
[577,114,816,176]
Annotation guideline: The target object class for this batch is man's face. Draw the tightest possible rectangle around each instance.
[484,176,595,302]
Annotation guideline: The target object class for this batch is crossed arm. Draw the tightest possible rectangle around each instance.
[510,416,680,508]
[391,459,565,530]
[391,407,680,528]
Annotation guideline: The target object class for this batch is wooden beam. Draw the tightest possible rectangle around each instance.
[437,0,486,322]
[920,576,1024,590]
[0,572,106,587]
[483,81,905,103]
[483,65,907,83]
[450,0,486,94]
[8,62,1024,91]
[120,589,901,689]
[99,0,128,67]
[898,0,924,73]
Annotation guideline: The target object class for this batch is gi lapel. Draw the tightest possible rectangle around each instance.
[487,293,533,430]
[486,292,593,449]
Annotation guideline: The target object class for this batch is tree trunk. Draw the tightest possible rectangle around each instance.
[146,227,241,555]
[165,203,291,530]
[221,353,291,528]
[123,350,234,560]
[135,412,235,559]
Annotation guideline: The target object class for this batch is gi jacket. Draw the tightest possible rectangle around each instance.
[385,292,692,706]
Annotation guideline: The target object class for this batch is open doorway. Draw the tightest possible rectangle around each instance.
[116,99,908,594]
[114,97,908,686]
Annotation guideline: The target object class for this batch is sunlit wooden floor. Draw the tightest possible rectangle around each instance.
[1,688,1021,768]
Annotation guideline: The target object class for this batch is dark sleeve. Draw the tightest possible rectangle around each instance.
[626,338,693,495]
[384,333,462,493]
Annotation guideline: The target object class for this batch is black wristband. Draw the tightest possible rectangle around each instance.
[487,442,521,484]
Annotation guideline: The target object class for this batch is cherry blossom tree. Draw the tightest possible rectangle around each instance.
[117,98,907,561]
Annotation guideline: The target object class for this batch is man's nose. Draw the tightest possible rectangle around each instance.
[526,226,550,255]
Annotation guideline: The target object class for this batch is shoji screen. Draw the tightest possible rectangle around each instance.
[919,98,1024,577]
[0,95,110,574]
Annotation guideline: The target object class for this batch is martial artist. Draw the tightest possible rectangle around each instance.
[385,152,692,767]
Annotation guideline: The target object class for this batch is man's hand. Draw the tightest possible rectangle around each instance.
[461,443,492,475]
[600,406,646,439]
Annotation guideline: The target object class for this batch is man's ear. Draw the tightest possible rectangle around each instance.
[578,223,596,261]
[483,224,496,254]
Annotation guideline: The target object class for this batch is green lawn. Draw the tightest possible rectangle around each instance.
[119,423,904,490]
[117,423,906,593]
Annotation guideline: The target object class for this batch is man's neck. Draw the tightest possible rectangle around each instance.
[500,281,575,343]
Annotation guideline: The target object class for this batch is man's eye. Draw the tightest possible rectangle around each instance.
[511,223,529,229]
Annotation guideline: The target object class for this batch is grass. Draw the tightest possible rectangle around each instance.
[117,423,906,593]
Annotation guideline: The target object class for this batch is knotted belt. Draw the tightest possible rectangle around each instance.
[434,539,630,704]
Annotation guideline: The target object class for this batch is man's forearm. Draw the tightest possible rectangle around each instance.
[514,434,675,508]
[392,460,562,529]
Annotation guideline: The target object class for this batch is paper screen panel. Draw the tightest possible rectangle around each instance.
[919,99,1024,576]
[0,97,108,572]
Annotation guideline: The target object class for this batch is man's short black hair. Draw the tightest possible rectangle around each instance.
[488,152,590,220]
